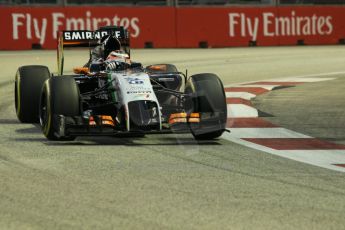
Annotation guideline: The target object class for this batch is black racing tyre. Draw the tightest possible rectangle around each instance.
[185,73,227,140]
[39,76,80,141]
[15,65,50,123]
[146,64,178,73]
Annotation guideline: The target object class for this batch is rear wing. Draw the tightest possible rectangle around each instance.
[57,26,130,75]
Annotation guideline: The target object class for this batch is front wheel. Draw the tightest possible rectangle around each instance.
[185,73,227,140]
[39,76,80,141]
[15,65,50,123]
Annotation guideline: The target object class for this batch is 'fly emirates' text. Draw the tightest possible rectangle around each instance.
[12,11,140,45]
[229,11,333,41]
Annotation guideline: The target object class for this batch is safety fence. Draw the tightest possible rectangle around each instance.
[1,6,345,49]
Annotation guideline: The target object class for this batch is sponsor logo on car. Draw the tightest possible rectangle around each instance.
[125,77,144,84]
[126,90,152,94]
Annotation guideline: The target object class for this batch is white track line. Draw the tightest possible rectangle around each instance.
[222,74,345,173]
[228,128,312,138]
[226,92,256,100]
[233,85,280,90]
[224,71,345,87]
[222,133,345,173]
[227,104,258,118]
[270,77,336,83]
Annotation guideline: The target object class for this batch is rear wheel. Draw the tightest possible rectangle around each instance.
[39,76,80,141]
[15,65,50,123]
[185,73,227,140]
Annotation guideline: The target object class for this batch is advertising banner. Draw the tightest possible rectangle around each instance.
[1,6,345,49]
[177,6,345,47]
[277,6,345,45]
[0,6,176,49]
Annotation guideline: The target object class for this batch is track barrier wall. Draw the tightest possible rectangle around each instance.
[1,6,345,49]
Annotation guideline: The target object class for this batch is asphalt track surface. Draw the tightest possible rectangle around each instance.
[1,47,345,229]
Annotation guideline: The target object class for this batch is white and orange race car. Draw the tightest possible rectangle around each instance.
[15,26,227,141]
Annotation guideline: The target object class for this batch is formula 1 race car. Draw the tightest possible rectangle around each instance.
[15,26,227,141]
